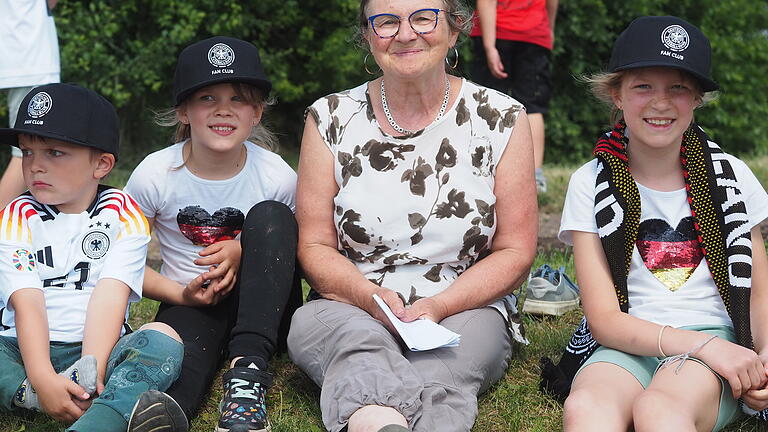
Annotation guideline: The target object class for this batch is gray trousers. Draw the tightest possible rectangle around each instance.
[287,299,513,432]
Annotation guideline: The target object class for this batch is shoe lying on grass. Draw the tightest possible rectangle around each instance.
[217,357,272,432]
[127,390,188,432]
[535,168,547,194]
[523,264,580,316]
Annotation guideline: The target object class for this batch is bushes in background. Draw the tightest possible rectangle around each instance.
[3,0,762,164]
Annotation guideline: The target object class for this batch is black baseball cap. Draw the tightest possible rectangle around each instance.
[173,36,272,105]
[0,83,120,157]
[609,16,718,92]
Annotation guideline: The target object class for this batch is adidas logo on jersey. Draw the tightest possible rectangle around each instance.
[36,246,54,268]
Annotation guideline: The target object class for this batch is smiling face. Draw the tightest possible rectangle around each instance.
[612,67,701,153]
[364,0,459,80]
[19,135,112,213]
[177,83,264,153]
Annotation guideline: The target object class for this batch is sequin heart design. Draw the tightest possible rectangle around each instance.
[177,205,244,246]
[636,217,702,292]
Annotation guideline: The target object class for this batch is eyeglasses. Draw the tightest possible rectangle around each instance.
[367,8,445,39]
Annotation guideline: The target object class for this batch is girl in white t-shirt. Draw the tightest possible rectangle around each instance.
[557,17,768,431]
[124,37,298,432]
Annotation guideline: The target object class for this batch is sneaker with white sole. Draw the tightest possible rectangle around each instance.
[217,357,272,432]
[127,390,189,432]
[523,265,580,316]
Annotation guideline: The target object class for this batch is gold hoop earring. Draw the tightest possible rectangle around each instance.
[364,53,380,75]
[445,47,459,69]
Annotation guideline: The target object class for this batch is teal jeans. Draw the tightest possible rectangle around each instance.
[0,329,183,432]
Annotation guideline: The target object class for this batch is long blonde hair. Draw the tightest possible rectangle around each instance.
[154,82,278,152]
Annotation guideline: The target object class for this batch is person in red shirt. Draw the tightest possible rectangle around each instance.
[471,0,558,193]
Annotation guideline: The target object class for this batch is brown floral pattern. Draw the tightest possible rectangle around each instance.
[310,80,522,309]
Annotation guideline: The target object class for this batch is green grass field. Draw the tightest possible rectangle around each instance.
[1,157,767,431]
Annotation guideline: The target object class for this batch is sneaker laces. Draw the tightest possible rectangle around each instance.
[230,378,260,400]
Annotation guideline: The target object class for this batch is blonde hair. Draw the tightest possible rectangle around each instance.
[583,70,716,124]
[154,82,278,152]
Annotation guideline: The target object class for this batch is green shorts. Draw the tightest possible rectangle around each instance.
[576,325,741,432]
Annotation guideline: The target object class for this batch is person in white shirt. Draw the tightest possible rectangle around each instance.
[0,83,183,432]
[124,36,299,432]
[554,16,768,431]
[0,0,62,207]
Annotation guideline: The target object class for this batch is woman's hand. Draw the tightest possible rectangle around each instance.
[361,286,406,336]
[194,239,241,297]
[400,297,448,323]
[697,337,767,398]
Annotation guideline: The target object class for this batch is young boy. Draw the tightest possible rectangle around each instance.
[0,83,184,432]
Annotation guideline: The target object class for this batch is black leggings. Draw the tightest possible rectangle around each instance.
[154,200,302,419]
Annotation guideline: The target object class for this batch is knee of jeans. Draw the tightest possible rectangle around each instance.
[138,322,182,343]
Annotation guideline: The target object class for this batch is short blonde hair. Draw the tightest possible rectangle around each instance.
[155,82,278,152]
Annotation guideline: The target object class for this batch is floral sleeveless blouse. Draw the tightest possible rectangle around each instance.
[308,79,526,335]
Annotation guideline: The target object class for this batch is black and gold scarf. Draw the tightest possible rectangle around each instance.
[540,120,755,403]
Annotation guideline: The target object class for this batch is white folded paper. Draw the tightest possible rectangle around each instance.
[373,294,460,351]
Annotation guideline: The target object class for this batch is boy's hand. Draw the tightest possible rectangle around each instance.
[194,239,241,297]
[37,373,90,423]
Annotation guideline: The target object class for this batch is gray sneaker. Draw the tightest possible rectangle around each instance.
[535,168,547,193]
[523,265,580,316]
[127,390,189,432]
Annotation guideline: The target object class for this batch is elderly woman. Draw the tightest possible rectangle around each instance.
[287,0,537,431]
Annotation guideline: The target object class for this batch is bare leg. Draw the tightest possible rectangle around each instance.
[348,405,408,432]
[633,361,720,432]
[563,362,643,431]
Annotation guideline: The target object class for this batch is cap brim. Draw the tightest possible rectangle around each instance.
[612,60,719,92]
[175,77,272,106]
[0,128,106,152]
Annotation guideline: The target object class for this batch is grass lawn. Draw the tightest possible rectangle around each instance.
[1,156,767,431]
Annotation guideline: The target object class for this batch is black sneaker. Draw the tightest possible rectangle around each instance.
[127,390,189,432]
[217,360,273,432]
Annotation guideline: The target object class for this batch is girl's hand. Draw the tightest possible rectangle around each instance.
[181,272,223,306]
[194,240,241,294]
[743,388,768,412]
[742,350,768,411]
[400,297,449,324]
[698,337,766,398]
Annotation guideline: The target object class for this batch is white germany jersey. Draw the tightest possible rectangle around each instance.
[0,186,150,342]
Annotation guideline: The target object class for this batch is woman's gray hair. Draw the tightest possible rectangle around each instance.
[354,0,473,50]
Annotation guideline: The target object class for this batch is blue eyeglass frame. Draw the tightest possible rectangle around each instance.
[367,8,445,39]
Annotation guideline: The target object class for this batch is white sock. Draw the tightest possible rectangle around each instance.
[13,355,98,410]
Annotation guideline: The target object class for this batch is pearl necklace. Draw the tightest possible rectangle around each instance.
[380,77,450,135]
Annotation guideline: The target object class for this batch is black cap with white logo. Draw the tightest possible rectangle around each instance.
[609,16,718,92]
[173,36,272,105]
[0,83,120,157]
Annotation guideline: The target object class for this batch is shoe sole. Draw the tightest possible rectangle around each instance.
[215,424,271,432]
[523,298,580,316]
[128,390,189,432]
